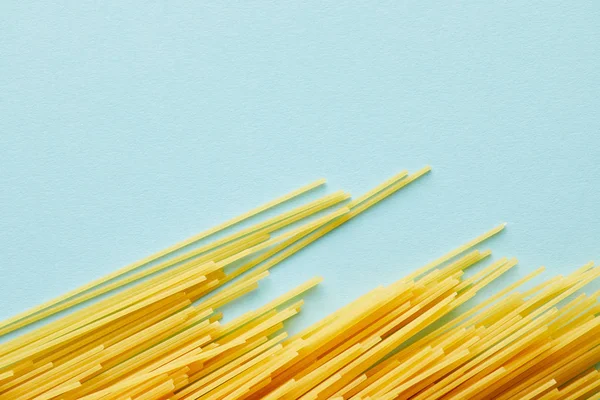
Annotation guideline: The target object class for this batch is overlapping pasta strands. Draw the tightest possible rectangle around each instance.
[2,166,600,400]
[0,168,430,399]
[245,258,600,400]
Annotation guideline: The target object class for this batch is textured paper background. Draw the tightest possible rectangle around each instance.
[1,2,599,337]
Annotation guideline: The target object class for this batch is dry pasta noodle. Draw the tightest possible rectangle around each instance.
[1,166,600,399]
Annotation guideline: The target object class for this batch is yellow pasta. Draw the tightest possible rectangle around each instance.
[0,370,13,382]
[0,179,327,336]
[3,167,600,400]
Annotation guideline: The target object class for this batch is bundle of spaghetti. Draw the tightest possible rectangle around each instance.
[4,167,600,400]
[0,168,431,399]
[165,256,600,400]
[182,246,508,400]
[222,264,600,399]
[89,226,506,400]
[336,265,600,400]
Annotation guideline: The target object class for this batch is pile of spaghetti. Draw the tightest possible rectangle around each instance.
[1,167,599,400]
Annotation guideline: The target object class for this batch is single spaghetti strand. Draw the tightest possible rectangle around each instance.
[346,170,408,208]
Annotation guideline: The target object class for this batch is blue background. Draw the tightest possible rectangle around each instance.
[1,2,599,335]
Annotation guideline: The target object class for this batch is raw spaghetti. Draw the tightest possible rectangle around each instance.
[1,167,598,399]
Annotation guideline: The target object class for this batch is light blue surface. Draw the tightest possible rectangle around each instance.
[1,2,600,337]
